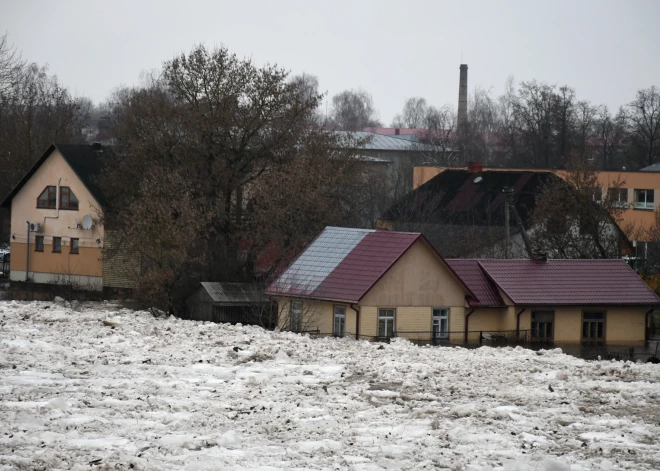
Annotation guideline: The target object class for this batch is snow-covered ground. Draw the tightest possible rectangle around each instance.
[1,301,660,471]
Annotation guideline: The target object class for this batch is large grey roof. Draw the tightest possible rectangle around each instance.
[336,131,444,152]
[200,282,269,305]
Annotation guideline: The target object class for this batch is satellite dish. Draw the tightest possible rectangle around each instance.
[81,214,93,230]
[473,176,483,183]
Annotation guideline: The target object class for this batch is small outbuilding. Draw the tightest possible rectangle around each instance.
[185,282,276,327]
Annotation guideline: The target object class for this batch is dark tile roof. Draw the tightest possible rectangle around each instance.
[478,259,660,306]
[445,259,505,307]
[312,230,421,302]
[1,143,109,208]
[382,169,558,227]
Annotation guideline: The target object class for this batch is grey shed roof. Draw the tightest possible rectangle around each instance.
[200,282,269,305]
[336,131,444,152]
[640,163,660,172]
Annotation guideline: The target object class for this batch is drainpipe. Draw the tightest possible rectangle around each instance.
[43,177,62,226]
[516,307,526,341]
[25,221,30,281]
[350,304,361,340]
[645,306,657,341]
[464,307,475,344]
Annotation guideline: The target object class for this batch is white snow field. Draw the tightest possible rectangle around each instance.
[1,301,660,471]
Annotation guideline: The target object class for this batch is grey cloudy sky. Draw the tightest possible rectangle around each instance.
[3,0,659,124]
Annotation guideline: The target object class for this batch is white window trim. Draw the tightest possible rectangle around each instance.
[608,188,628,208]
[291,300,303,332]
[634,189,654,209]
[333,305,346,337]
[377,308,396,338]
[432,307,450,339]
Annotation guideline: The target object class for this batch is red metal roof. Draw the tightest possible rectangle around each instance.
[313,231,421,302]
[445,259,504,307]
[478,259,660,306]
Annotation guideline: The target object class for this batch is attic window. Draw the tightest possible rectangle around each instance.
[36,186,79,210]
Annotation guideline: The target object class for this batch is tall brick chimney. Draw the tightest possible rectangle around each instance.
[457,64,468,135]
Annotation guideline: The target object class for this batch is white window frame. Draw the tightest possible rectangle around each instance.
[635,189,654,209]
[608,187,628,208]
[377,308,395,339]
[333,305,345,337]
[432,308,449,340]
[290,300,303,332]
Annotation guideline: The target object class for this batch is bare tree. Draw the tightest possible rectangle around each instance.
[529,153,629,259]
[329,89,381,130]
[0,32,24,98]
[594,106,627,170]
[626,86,660,167]
[392,97,428,128]
[101,45,369,313]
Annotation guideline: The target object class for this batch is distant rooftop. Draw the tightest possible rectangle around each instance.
[336,131,446,152]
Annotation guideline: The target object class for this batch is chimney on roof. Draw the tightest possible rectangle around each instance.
[467,161,483,174]
[532,251,548,262]
[457,64,468,135]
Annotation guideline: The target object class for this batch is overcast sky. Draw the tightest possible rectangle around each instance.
[3,0,659,125]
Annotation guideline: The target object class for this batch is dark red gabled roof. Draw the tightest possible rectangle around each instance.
[445,259,505,307]
[478,259,660,306]
[313,231,421,302]
[266,226,474,303]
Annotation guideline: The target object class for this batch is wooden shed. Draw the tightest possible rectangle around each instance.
[184,282,276,328]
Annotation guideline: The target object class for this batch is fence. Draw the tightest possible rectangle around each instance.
[297,329,533,345]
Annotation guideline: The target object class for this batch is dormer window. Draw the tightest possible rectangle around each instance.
[37,186,79,210]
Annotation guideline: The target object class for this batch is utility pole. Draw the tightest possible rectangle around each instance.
[502,186,513,259]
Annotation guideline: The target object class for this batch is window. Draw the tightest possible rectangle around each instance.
[378,308,395,339]
[70,238,79,254]
[590,187,603,203]
[531,311,554,340]
[582,312,605,340]
[37,186,57,208]
[290,300,303,332]
[334,305,345,337]
[36,186,79,210]
[35,236,44,252]
[432,308,449,340]
[635,189,654,209]
[608,188,628,208]
[59,187,79,210]
[52,237,61,253]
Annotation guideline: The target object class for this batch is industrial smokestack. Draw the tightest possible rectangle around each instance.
[457,64,468,135]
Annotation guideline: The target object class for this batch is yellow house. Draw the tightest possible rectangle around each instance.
[1,143,134,291]
[266,226,659,344]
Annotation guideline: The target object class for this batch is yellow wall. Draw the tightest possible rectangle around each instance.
[275,298,359,336]
[360,306,378,338]
[359,239,468,307]
[10,243,102,277]
[276,296,649,344]
[468,308,504,333]
[520,306,648,343]
[9,148,104,283]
